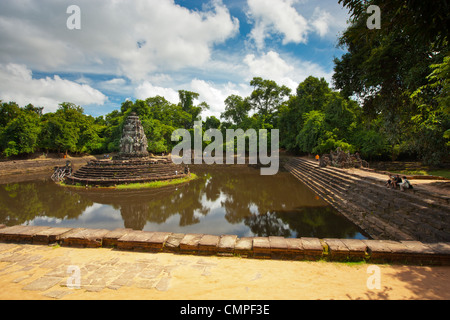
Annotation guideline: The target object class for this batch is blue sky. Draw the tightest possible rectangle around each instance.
[0,0,351,119]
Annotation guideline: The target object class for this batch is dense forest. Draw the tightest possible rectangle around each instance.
[0,0,448,165]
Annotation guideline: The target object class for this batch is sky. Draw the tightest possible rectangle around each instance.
[0,0,351,120]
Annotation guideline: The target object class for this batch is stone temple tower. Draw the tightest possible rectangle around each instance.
[119,112,149,158]
[66,111,189,187]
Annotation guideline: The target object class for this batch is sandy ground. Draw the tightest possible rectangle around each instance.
[346,168,450,197]
[0,243,449,301]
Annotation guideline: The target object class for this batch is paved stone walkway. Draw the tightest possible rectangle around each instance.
[1,243,450,300]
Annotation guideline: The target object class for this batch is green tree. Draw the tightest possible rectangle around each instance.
[39,102,89,154]
[0,101,20,129]
[248,77,291,125]
[334,0,449,164]
[1,107,41,157]
[178,90,209,129]
[221,95,252,126]
[204,116,221,130]
[296,111,327,154]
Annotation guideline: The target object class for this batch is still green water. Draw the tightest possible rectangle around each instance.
[0,165,368,239]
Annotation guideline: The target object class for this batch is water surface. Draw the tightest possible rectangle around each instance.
[0,165,368,239]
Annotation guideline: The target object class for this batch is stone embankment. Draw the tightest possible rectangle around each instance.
[284,158,450,243]
[0,225,449,266]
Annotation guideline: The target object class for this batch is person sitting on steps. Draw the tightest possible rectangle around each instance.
[385,175,394,188]
[399,176,413,191]
[392,174,402,189]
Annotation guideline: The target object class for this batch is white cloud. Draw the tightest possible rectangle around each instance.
[310,7,332,38]
[134,82,180,104]
[246,0,349,48]
[0,0,240,82]
[244,50,333,91]
[134,78,252,120]
[247,0,309,49]
[0,63,107,112]
[190,79,251,119]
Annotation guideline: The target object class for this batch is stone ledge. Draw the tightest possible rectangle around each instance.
[0,225,449,266]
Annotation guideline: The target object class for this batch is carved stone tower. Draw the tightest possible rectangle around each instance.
[119,112,149,158]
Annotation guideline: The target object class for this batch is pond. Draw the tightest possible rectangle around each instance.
[0,165,368,239]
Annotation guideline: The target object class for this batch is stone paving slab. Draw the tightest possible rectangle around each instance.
[0,226,449,265]
[22,276,63,291]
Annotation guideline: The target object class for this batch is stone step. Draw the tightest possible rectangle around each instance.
[67,173,188,186]
[290,159,450,215]
[285,162,417,241]
[286,159,450,242]
[299,158,450,208]
[285,163,381,238]
[73,171,180,179]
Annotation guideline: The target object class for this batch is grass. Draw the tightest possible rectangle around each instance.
[59,173,198,190]
[115,173,198,190]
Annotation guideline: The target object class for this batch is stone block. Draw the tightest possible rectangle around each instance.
[0,225,52,243]
[102,228,133,247]
[33,227,74,245]
[61,228,110,248]
[217,235,237,256]
[179,234,203,253]
[234,237,253,257]
[363,240,391,256]
[116,231,155,251]
[426,242,450,265]
[324,238,350,261]
[198,235,220,255]
[269,236,289,259]
[284,238,304,260]
[400,241,439,264]
[363,240,414,263]
[0,225,31,242]
[339,239,367,260]
[163,233,185,252]
[269,236,288,251]
[301,237,324,260]
[252,237,271,259]
[147,232,171,251]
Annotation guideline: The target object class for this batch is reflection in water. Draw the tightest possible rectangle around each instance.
[0,165,368,239]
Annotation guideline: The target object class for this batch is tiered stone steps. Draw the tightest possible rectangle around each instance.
[66,160,188,186]
[284,158,450,243]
